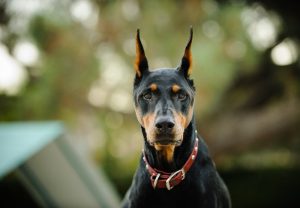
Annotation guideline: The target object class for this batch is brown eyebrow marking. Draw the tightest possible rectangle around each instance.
[150,83,158,91]
[172,84,181,93]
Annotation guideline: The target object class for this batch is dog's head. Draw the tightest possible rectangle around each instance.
[133,28,195,155]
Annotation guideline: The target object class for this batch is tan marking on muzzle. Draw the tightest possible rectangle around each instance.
[134,106,144,126]
[142,113,157,143]
[171,106,194,143]
[174,106,193,129]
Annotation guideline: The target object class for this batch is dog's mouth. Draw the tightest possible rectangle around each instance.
[147,132,184,164]
[152,140,182,146]
[149,134,183,146]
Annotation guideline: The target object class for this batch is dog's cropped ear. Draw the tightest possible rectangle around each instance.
[135,29,149,78]
[179,27,193,77]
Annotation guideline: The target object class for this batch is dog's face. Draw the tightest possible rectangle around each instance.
[134,69,195,147]
[133,29,195,154]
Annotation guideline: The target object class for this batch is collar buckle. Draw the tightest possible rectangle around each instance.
[166,169,185,190]
[153,173,161,189]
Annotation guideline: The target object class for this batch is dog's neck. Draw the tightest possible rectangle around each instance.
[142,116,196,172]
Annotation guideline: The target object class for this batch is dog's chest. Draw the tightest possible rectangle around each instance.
[131,172,207,207]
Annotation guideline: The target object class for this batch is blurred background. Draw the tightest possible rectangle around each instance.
[0,0,300,207]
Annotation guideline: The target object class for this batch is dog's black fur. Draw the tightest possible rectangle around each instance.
[122,28,231,208]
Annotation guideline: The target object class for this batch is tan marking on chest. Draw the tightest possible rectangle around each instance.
[154,144,175,164]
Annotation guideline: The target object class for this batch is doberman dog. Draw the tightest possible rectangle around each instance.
[122,28,231,208]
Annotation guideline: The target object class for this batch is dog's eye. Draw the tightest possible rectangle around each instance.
[177,92,187,101]
[143,92,152,101]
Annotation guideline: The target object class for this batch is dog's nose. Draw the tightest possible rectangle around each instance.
[155,117,175,134]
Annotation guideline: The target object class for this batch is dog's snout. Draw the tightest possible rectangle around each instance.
[156,121,174,129]
[155,117,175,133]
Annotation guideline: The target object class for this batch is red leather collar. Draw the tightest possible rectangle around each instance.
[143,137,199,190]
